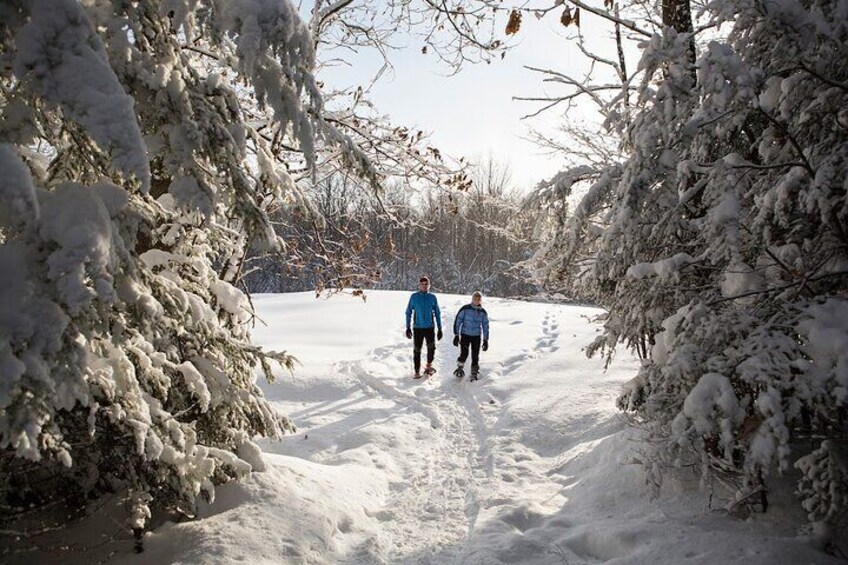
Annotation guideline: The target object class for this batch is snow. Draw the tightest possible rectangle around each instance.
[105,291,838,564]
[721,261,766,300]
[650,306,687,366]
[626,253,695,281]
[13,0,150,190]
[38,182,121,313]
[673,372,745,454]
[176,361,212,413]
[800,299,848,403]
[0,143,39,228]
[211,280,250,322]
[213,0,320,164]
[168,176,213,217]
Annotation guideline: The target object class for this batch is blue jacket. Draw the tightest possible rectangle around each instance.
[406,291,442,330]
[454,304,489,339]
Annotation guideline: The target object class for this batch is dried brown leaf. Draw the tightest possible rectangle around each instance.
[505,10,522,35]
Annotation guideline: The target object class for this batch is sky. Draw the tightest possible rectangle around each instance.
[313,6,635,191]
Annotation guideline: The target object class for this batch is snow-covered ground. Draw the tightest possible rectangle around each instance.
[110,291,837,564]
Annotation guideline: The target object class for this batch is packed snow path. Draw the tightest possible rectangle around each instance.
[339,341,501,562]
[258,292,641,564]
[333,306,597,562]
[119,292,838,565]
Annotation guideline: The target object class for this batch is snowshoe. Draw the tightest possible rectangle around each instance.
[423,366,436,376]
[453,367,465,379]
[413,372,423,380]
[470,371,479,382]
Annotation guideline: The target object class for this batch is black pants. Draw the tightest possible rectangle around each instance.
[457,334,481,370]
[413,328,436,372]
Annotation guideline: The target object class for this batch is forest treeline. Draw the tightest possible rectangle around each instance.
[244,159,541,297]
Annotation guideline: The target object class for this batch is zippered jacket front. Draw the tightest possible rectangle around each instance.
[405,291,442,330]
[453,304,489,339]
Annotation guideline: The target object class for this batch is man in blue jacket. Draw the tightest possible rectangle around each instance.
[405,276,443,378]
[452,291,489,381]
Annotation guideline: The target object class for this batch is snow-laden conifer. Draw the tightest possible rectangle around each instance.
[531,0,848,542]
[0,0,349,535]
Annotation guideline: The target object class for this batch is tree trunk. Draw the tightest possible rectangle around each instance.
[662,0,696,73]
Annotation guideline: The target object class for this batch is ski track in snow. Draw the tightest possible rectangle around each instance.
[338,342,493,561]
[336,308,566,564]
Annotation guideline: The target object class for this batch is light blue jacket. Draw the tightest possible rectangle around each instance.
[454,304,489,339]
[405,291,442,330]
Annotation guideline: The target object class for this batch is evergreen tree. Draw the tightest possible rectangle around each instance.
[532,0,848,545]
[0,0,366,535]
[0,0,522,541]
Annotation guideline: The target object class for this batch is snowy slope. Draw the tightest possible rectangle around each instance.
[119,291,837,565]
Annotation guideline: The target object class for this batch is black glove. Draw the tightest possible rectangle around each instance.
[453,335,460,347]
[405,328,412,339]
[482,339,489,352]
[437,329,443,341]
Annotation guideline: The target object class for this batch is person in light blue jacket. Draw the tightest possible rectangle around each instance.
[452,291,489,381]
[405,276,442,378]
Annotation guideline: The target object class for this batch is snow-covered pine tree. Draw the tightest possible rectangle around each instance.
[0,0,522,543]
[0,0,383,537]
[532,0,848,544]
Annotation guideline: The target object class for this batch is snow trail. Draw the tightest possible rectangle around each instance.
[328,303,576,563]
[336,326,499,563]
